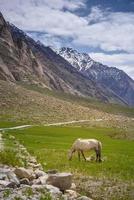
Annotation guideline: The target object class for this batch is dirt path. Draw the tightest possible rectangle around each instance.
[43,119,102,126]
[0,125,32,131]
[0,119,103,130]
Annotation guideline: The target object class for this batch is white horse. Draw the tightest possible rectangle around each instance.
[68,138,102,162]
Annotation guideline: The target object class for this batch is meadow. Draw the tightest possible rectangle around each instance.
[7,125,134,181]
[0,121,22,128]
[0,125,132,199]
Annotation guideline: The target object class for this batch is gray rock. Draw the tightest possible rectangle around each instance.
[45,184,62,199]
[31,184,45,190]
[70,183,76,190]
[28,163,42,170]
[7,171,20,186]
[32,178,41,185]
[62,194,68,200]
[31,184,62,199]
[77,196,93,200]
[0,173,8,180]
[46,169,58,174]
[14,167,35,180]
[65,189,79,199]
[20,178,30,185]
[46,172,72,191]
[0,168,11,182]
[39,174,49,185]
[34,169,46,178]
[7,181,17,188]
[28,157,37,164]
[0,180,11,187]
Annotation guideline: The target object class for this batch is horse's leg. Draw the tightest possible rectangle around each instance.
[95,149,99,162]
[95,149,102,162]
[81,150,86,161]
[98,150,102,162]
[69,149,75,160]
[78,151,81,161]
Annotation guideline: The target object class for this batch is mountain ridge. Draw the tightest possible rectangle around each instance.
[56,47,134,106]
[0,12,130,106]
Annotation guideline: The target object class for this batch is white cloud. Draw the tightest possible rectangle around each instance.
[86,6,110,23]
[27,32,63,48]
[73,10,134,53]
[0,0,87,37]
[90,53,134,79]
[1,2,134,53]
[0,0,85,12]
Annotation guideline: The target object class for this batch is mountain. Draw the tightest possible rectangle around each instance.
[0,14,130,104]
[0,12,128,105]
[57,47,134,106]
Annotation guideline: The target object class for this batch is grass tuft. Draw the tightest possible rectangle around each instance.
[0,149,23,167]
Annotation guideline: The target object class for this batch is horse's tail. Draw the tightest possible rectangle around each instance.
[98,141,102,161]
[98,141,102,151]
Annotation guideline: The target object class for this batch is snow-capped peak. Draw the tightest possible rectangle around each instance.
[54,46,134,106]
[56,47,94,71]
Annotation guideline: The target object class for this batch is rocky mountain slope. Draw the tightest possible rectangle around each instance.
[0,12,127,105]
[57,47,134,106]
[0,80,118,124]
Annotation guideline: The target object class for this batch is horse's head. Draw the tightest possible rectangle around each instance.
[68,148,75,161]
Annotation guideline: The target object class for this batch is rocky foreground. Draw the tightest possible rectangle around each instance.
[0,135,92,200]
[0,165,92,200]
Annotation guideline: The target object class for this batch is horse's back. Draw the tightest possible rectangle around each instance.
[73,138,101,151]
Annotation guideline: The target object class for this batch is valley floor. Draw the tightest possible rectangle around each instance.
[1,124,133,200]
[0,80,134,199]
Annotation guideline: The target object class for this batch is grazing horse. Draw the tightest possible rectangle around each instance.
[68,138,102,162]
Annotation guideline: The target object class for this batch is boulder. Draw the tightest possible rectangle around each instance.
[14,167,35,180]
[7,171,20,186]
[46,173,72,191]
[34,169,46,178]
[0,170,20,189]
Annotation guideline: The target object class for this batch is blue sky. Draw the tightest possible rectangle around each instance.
[0,0,134,79]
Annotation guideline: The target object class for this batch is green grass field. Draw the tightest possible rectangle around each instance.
[7,126,134,181]
[0,121,22,128]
